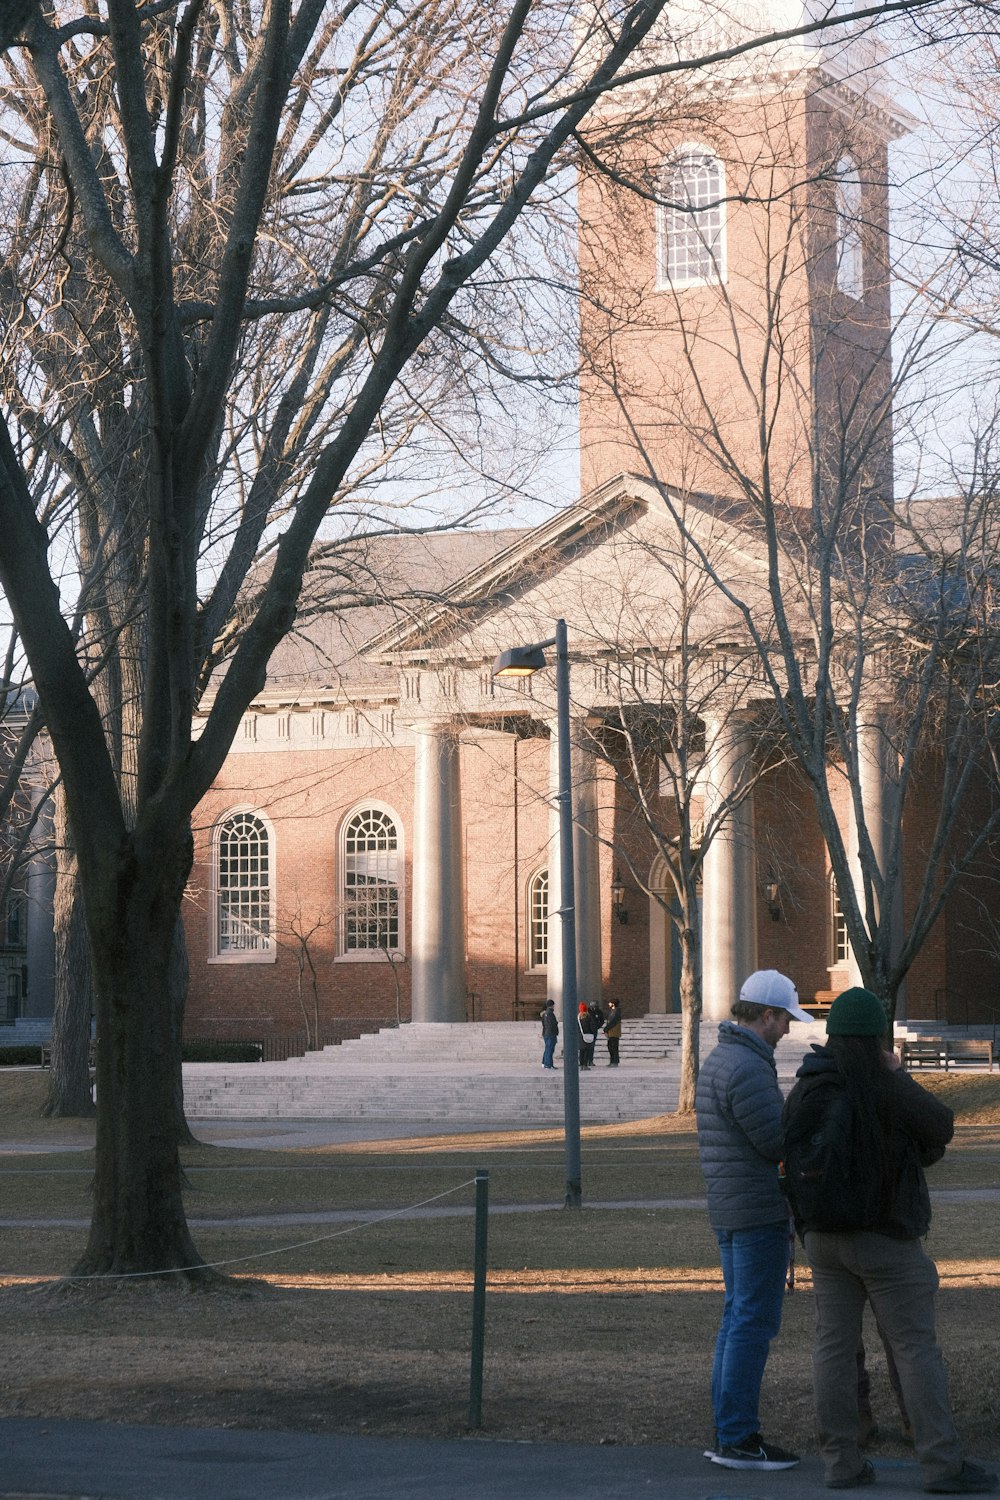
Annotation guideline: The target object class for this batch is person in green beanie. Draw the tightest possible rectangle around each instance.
[782,988,997,1494]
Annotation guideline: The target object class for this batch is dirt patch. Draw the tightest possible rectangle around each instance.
[2,1068,1000,1453]
[0,1275,998,1457]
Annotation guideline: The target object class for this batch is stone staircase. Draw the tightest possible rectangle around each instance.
[291,1015,686,1068]
[178,1015,858,1123]
[181,1016,689,1124]
[0,1018,53,1046]
[896,1018,999,1042]
[181,1062,680,1124]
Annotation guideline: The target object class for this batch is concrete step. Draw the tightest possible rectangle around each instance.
[897,1019,999,1040]
[299,1017,685,1069]
[0,1018,52,1044]
[180,1013,964,1124]
[182,1065,678,1123]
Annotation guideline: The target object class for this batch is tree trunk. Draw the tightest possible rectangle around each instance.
[42,787,95,1119]
[676,915,702,1115]
[170,916,197,1148]
[73,835,213,1281]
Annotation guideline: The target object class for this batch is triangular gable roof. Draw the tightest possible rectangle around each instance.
[361,472,768,660]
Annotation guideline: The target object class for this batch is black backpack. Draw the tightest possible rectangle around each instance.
[781,1079,881,1233]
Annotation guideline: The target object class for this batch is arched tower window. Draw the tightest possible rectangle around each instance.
[836,157,864,300]
[527,868,549,971]
[657,147,727,289]
[340,804,403,955]
[211,809,275,962]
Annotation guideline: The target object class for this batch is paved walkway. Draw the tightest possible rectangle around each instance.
[0,1415,972,1499]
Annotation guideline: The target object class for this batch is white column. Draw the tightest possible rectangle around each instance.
[411,720,466,1023]
[23,787,55,1019]
[701,715,758,1023]
[847,707,904,1013]
[546,718,602,1011]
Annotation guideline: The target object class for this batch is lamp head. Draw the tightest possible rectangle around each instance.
[492,644,548,678]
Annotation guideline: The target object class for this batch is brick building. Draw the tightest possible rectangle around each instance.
[6,5,994,1045]
[182,6,1000,1042]
[181,469,1000,1042]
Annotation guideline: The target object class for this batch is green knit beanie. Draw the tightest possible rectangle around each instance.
[826,987,889,1037]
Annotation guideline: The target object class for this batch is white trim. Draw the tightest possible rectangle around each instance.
[526,866,549,973]
[648,855,670,1015]
[209,806,277,965]
[829,870,850,967]
[337,799,405,959]
[655,143,728,291]
[835,155,864,300]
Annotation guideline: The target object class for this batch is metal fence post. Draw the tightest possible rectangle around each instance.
[468,1166,489,1428]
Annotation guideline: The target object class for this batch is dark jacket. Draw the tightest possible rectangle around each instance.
[540,1005,559,1039]
[604,1003,622,1038]
[578,1008,600,1039]
[782,1044,954,1239]
[695,1021,789,1231]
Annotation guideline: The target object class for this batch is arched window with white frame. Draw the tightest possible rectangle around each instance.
[656,146,727,289]
[211,809,275,962]
[835,156,864,299]
[830,872,850,967]
[526,868,549,971]
[339,803,403,957]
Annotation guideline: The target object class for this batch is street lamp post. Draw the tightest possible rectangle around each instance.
[493,618,582,1208]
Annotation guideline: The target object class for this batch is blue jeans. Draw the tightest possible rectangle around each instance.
[542,1036,556,1068]
[711,1223,789,1446]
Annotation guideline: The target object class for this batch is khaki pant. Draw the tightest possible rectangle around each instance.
[804,1230,964,1486]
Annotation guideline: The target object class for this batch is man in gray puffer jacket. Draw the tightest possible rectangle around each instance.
[695,969,813,1472]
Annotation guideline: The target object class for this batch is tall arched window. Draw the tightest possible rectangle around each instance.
[836,157,864,299]
[830,872,850,966]
[211,809,275,961]
[527,868,549,971]
[340,804,402,955]
[657,146,727,288]
[4,889,26,949]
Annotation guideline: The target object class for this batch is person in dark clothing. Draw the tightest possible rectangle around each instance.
[540,999,559,1069]
[696,968,813,1473]
[782,987,997,1495]
[587,1001,605,1069]
[604,997,622,1066]
[577,1002,594,1069]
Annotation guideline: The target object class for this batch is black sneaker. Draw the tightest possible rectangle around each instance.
[925,1463,999,1494]
[711,1434,800,1470]
[828,1460,877,1489]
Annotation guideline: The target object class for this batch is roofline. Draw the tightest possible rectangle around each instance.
[361,473,667,657]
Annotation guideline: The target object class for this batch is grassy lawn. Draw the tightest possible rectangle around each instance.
[0,1068,998,1451]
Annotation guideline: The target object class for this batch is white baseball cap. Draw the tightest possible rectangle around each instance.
[739,969,813,1022]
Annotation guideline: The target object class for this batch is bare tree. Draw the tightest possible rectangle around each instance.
[566,499,787,1109]
[0,0,963,1278]
[574,40,1000,1017]
[276,896,334,1050]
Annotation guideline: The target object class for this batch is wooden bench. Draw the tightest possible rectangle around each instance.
[40,1040,96,1069]
[804,993,836,1021]
[899,1037,994,1072]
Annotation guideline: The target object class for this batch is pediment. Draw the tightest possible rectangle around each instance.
[360,472,774,667]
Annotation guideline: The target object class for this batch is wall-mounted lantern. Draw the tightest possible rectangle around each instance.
[611,869,628,925]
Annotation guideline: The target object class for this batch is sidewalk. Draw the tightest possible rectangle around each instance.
[0,1416,947,1499]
